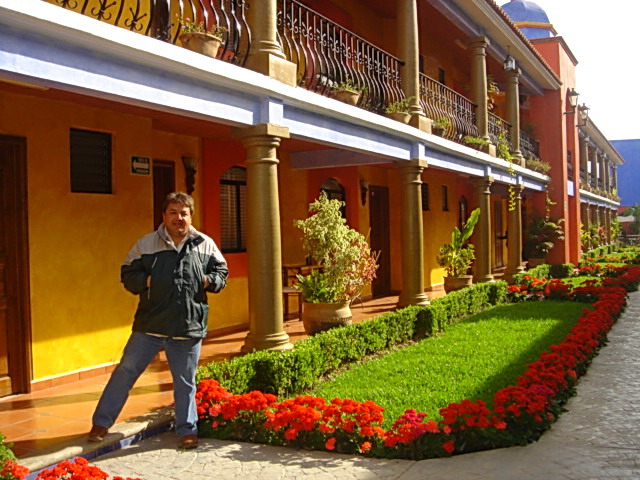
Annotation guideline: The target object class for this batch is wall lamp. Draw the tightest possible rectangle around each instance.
[563,88,580,114]
[359,178,369,206]
[503,48,517,71]
[577,103,590,127]
[181,156,199,195]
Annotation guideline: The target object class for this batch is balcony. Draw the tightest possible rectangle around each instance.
[43,0,251,66]
[419,74,478,144]
[488,112,510,146]
[520,131,540,161]
[276,0,404,114]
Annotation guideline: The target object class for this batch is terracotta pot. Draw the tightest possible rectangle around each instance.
[332,89,361,105]
[302,301,352,335]
[432,126,446,137]
[179,32,222,58]
[443,275,473,293]
[386,112,411,124]
[527,257,546,268]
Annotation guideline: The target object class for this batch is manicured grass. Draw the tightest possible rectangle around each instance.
[308,301,587,428]
[562,276,601,287]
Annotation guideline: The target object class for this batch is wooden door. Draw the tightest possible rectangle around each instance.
[494,200,504,268]
[0,135,31,396]
[152,160,175,229]
[369,185,391,297]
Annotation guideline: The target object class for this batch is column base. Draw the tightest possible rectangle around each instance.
[397,292,430,308]
[241,330,293,354]
[473,274,495,283]
[503,265,525,283]
[409,114,432,134]
[245,53,297,87]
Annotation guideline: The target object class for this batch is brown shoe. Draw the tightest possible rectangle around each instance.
[88,425,109,442]
[180,434,198,449]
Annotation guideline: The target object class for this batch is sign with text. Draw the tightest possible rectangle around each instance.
[131,156,150,175]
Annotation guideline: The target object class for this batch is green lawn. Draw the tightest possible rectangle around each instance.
[308,301,587,427]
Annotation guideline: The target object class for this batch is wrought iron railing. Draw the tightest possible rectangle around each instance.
[44,0,250,66]
[488,112,511,146]
[520,130,540,161]
[580,168,587,183]
[419,73,477,144]
[276,0,404,114]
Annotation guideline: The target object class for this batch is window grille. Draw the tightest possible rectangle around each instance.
[220,166,247,253]
[70,128,112,193]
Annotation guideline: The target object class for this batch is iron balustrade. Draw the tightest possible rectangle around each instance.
[419,73,477,144]
[44,0,250,66]
[488,112,511,146]
[520,130,540,161]
[276,0,404,114]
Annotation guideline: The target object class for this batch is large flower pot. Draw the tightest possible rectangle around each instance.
[386,112,411,124]
[179,32,222,58]
[332,89,361,105]
[527,257,546,268]
[302,301,352,335]
[443,275,473,293]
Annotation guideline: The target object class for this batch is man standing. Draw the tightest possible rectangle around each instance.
[88,192,228,449]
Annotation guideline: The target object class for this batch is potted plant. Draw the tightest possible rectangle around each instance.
[436,208,480,292]
[523,216,565,266]
[178,16,226,58]
[294,192,379,334]
[385,96,415,123]
[463,135,491,151]
[432,117,450,136]
[331,78,364,105]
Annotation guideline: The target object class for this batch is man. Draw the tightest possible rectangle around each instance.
[88,192,228,449]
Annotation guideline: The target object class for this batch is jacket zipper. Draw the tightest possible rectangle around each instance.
[148,257,157,299]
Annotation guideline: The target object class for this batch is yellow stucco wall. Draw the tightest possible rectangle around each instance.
[0,89,246,380]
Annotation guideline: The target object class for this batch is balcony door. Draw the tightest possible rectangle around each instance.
[0,135,31,396]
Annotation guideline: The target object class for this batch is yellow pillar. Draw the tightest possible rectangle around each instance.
[467,37,495,156]
[397,0,431,133]
[235,124,293,353]
[473,176,494,283]
[589,144,598,188]
[579,134,589,189]
[395,159,430,307]
[504,184,524,281]
[244,0,297,86]
[505,68,523,163]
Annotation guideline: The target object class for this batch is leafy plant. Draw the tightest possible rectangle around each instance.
[525,157,551,175]
[385,96,415,114]
[463,135,490,149]
[333,78,364,93]
[436,208,481,277]
[486,74,500,111]
[294,192,378,304]
[524,216,565,258]
[432,117,451,130]
[179,16,226,38]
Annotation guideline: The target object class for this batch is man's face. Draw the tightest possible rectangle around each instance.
[163,202,192,240]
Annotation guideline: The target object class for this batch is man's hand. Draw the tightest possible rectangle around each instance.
[203,276,210,289]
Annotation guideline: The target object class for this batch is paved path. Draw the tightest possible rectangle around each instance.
[92,292,640,480]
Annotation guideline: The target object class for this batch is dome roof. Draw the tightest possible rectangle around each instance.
[501,0,556,40]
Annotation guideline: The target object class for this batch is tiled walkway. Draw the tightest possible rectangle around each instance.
[1,293,429,466]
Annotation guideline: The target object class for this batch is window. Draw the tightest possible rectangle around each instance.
[321,178,346,218]
[70,128,112,193]
[421,183,429,211]
[220,166,247,253]
[441,185,449,211]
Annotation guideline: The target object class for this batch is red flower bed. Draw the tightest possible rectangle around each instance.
[195,267,640,459]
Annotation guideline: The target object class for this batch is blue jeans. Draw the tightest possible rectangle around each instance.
[92,332,202,437]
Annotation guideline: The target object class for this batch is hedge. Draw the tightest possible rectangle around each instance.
[197,281,508,397]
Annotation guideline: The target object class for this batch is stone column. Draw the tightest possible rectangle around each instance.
[235,124,293,353]
[505,184,524,281]
[612,165,618,193]
[472,176,494,283]
[505,68,523,162]
[579,134,589,189]
[398,0,431,132]
[589,144,598,188]
[603,156,610,193]
[395,159,430,307]
[604,208,611,243]
[597,151,605,191]
[468,37,495,155]
[245,0,297,86]
[584,202,592,250]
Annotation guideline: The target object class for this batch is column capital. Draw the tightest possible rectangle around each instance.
[234,123,290,140]
[467,36,490,50]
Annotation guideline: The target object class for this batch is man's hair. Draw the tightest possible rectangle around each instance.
[163,192,194,215]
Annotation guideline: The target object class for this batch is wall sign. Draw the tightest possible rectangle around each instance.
[131,156,150,175]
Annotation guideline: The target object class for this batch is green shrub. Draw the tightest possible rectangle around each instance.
[549,263,575,278]
[198,282,508,397]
